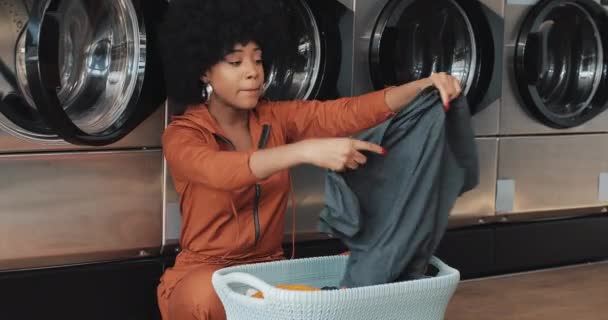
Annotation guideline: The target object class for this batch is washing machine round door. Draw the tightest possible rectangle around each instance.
[515,0,608,129]
[0,0,166,146]
[262,0,336,101]
[0,0,59,143]
[370,0,495,114]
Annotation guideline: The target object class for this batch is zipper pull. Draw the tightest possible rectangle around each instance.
[257,124,271,149]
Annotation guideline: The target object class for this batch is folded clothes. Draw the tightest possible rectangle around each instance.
[247,283,344,299]
[249,284,321,299]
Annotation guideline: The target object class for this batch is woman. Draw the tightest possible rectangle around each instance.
[157,0,462,319]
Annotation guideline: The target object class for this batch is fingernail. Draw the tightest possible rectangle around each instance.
[381,148,388,155]
[382,111,396,121]
[443,102,450,112]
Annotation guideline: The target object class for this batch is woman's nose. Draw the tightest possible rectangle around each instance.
[244,59,260,79]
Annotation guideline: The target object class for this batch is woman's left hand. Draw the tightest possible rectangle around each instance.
[424,72,462,111]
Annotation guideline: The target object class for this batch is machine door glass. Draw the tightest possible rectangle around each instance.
[514,0,608,128]
[370,0,495,114]
[0,0,59,143]
[0,0,165,146]
[263,0,325,101]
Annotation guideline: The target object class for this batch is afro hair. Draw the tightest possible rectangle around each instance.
[158,0,292,109]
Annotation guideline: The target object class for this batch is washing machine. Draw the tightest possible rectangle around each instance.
[351,0,504,226]
[497,0,608,219]
[261,0,346,101]
[0,0,167,271]
[162,0,355,249]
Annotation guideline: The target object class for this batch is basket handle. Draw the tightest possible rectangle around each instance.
[216,272,273,299]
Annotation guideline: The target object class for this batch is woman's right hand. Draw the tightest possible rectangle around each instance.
[296,138,387,172]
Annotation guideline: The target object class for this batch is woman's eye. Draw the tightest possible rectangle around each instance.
[255,59,263,64]
[228,61,241,66]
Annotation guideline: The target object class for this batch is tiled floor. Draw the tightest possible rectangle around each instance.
[444,260,608,320]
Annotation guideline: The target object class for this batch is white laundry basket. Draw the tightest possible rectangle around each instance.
[211,255,459,320]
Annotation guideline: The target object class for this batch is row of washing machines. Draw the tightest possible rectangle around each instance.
[277,0,608,237]
[1,0,608,271]
[259,0,608,240]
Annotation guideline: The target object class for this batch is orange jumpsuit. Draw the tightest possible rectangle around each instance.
[158,89,394,320]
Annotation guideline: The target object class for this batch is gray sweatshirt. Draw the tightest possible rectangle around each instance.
[319,87,479,287]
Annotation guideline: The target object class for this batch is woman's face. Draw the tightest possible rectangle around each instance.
[203,41,265,110]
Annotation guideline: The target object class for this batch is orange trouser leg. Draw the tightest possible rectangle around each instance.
[158,264,226,320]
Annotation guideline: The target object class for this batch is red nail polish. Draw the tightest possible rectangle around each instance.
[443,102,450,112]
[381,148,388,155]
[382,111,396,121]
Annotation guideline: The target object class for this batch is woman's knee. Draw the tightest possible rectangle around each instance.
[167,265,225,320]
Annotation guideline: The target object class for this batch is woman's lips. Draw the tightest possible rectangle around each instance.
[241,88,260,95]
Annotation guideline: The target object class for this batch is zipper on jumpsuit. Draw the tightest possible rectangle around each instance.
[213,124,271,247]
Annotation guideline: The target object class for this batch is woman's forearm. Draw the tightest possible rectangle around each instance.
[384,78,433,113]
[249,137,384,179]
[249,143,306,179]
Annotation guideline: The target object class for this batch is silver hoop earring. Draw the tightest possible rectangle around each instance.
[201,82,212,102]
